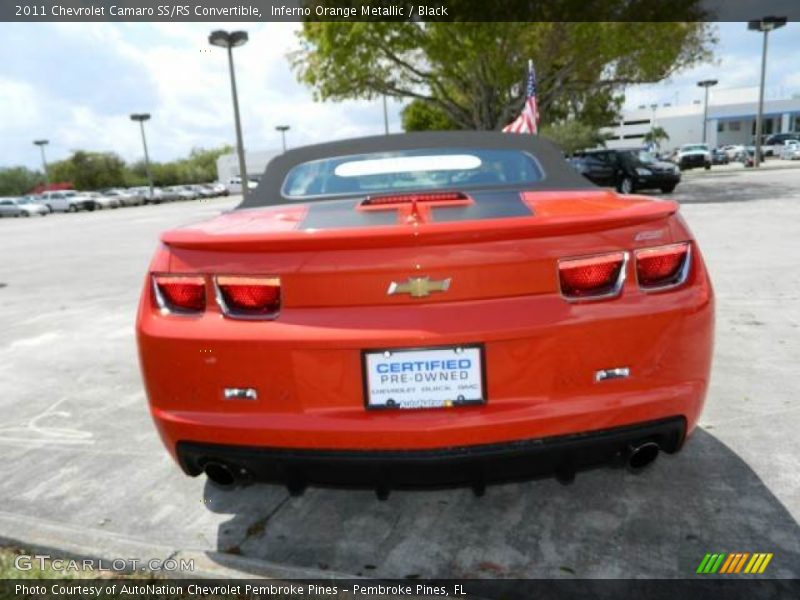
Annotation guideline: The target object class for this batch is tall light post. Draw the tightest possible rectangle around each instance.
[748,16,786,167]
[382,95,389,135]
[33,139,50,186]
[130,113,154,199]
[209,29,249,196]
[275,125,290,152]
[697,79,718,144]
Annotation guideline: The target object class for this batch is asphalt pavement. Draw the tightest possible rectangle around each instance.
[0,169,799,579]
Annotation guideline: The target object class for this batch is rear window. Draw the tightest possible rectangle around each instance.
[281,148,543,200]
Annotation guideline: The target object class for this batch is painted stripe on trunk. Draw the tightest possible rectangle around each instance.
[300,190,532,230]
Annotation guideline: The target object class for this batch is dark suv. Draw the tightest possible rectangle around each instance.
[569,148,681,194]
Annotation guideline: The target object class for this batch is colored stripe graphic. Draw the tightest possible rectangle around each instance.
[699,552,773,574]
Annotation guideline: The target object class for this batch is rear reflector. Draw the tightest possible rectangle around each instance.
[635,242,691,290]
[215,276,281,319]
[558,252,627,300]
[152,275,205,313]
[362,191,468,206]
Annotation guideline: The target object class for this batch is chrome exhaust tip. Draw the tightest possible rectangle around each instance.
[627,442,660,472]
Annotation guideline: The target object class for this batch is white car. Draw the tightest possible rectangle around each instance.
[675,143,712,170]
[779,140,800,160]
[720,144,745,161]
[84,191,120,209]
[38,190,94,212]
[225,176,259,195]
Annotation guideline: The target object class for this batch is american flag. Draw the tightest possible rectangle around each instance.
[503,60,539,134]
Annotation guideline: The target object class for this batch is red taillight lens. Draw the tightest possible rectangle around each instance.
[215,276,281,318]
[153,275,206,313]
[559,252,626,299]
[635,243,690,289]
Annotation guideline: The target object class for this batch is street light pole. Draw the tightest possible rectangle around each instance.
[209,30,249,196]
[382,95,389,135]
[275,125,290,152]
[33,139,50,186]
[749,16,786,168]
[130,113,153,200]
[697,79,718,144]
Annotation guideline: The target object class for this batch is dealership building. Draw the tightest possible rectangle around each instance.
[603,86,800,151]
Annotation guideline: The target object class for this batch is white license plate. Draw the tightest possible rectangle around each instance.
[363,346,485,410]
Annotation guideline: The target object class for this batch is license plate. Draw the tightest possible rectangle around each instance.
[363,345,485,410]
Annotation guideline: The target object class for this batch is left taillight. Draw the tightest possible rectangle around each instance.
[558,252,627,300]
[152,274,206,314]
[214,276,281,320]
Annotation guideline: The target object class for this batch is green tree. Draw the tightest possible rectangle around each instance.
[0,166,44,196]
[49,151,127,190]
[643,126,670,149]
[292,19,714,131]
[402,100,459,131]
[540,121,610,155]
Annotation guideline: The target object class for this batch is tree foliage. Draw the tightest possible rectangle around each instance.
[643,126,670,148]
[0,166,44,196]
[0,146,233,195]
[292,18,715,131]
[540,121,610,155]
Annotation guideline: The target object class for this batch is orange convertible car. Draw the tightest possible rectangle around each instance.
[136,132,714,495]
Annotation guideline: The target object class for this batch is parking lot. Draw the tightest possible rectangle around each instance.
[1,167,799,579]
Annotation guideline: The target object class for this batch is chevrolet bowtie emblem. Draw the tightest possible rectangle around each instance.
[387,276,451,298]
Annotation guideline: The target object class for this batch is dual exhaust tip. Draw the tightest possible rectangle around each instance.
[203,442,661,492]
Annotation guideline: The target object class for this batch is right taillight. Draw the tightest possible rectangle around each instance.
[635,243,691,290]
[558,252,627,300]
[152,274,206,314]
[214,276,281,319]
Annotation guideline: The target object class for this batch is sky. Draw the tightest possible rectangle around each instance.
[1,21,798,170]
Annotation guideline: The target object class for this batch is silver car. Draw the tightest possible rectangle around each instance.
[13,196,49,216]
[0,197,24,217]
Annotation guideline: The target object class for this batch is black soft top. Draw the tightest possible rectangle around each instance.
[238,130,593,209]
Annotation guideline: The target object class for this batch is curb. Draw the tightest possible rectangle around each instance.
[0,510,349,580]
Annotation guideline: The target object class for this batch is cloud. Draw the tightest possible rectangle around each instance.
[1,22,797,171]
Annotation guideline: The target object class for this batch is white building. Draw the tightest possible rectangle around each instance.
[216,148,282,183]
[603,87,800,151]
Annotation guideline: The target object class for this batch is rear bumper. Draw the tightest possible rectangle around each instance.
[177,417,686,487]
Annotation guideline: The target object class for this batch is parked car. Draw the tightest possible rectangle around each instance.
[571,148,681,194]
[191,184,217,199]
[225,176,259,195]
[779,140,800,160]
[164,186,196,201]
[206,182,229,196]
[102,189,142,207]
[720,145,745,161]
[37,190,95,212]
[13,196,50,216]
[742,146,766,167]
[0,197,24,217]
[137,132,714,491]
[83,192,120,209]
[711,148,729,165]
[675,143,712,170]
[762,133,800,157]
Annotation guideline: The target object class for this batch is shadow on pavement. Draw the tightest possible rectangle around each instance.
[201,430,800,578]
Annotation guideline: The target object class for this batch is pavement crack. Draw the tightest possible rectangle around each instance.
[244,495,291,541]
